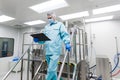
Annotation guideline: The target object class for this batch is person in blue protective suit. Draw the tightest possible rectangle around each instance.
[33,11,71,80]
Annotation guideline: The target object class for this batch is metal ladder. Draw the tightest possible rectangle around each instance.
[31,51,77,80]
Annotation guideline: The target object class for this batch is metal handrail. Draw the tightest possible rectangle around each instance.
[32,61,43,80]
[2,44,32,80]
[57,51,69,80]
[72,64,77,80]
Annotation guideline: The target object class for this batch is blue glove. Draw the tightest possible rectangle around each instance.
[65,43,71,52]
[33,38,39,42]
[13,57,19,62]
[97,76,102,80]
[38,41,45,44]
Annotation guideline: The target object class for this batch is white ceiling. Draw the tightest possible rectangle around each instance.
[0,0,120,28]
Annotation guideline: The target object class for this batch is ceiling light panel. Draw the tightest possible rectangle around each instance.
[85,16,113,23]
[29,0,68,13]
[93,4,120,14]
[59,11,89,21]
[24,20,46,25]
[0,15,15,22]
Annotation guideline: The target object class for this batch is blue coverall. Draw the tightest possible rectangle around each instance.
[40,21,70,80]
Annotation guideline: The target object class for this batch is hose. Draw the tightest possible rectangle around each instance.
[89,65,96,69]
[88,46,96,68]
[112,69,120,77]
[97,75,102,80]
[110,53,120,73]
[114,53,120,68]
[111,53,120,77]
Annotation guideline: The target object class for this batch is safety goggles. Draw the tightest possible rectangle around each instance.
[48,17,52,19]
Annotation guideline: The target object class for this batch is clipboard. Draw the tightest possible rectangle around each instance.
[31,33,51,41]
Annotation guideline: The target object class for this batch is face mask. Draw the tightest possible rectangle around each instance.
[48,19,54,24]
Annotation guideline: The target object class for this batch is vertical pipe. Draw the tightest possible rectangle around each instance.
[27,48,30,80]
[65,20,70,80]
[79,29,81,61]
[65,20,68,55]
[65,21,68,28]
[85,32,88,62]
[17,28,20,57]
[21,50,24,80]
[115,37,119,54]
[82,30,85,60]
[82,17,86,60]
[70,27,74,59]
[31,32,34,79]
[27,27,33,80]
[21,56,24,80]
[74,34,77,63]
[31,60,34,79]
[90,24,93,65]
[82,17,86,32]
[21,33,25,80]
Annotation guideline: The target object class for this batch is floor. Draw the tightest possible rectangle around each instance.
[0,71,32,80]
[0,72,118,80]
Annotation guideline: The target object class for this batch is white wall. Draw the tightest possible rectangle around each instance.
[85,20,120,78]
[0,25,19,75]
